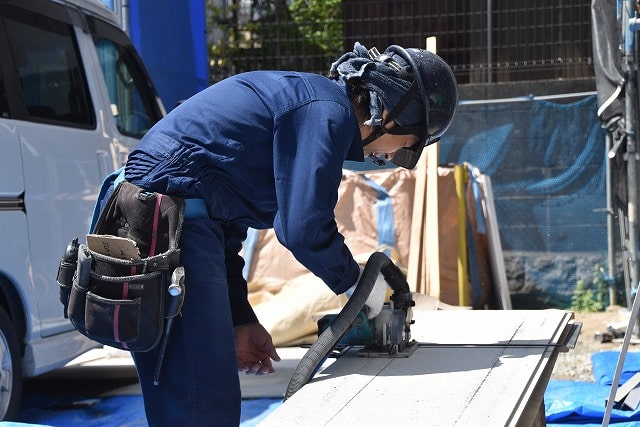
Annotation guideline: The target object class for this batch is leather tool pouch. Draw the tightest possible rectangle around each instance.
[57,181,185,352]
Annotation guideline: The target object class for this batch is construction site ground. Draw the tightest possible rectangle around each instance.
[551,306,635,382]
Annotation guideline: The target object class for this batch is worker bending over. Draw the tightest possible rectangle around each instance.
[92,41,457,426]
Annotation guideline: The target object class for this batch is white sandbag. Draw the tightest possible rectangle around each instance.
[252,273,348,347]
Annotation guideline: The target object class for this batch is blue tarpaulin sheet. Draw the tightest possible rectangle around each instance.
[15,394,282,426]
[592,351,640,386]
[545,351,640,426]
[545,380,640,425]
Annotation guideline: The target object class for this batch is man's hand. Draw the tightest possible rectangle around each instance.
[234,323,281,375]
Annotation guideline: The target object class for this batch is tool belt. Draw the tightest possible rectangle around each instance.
[57,180,185,353]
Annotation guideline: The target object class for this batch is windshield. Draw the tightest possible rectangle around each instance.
[87,16,163,138]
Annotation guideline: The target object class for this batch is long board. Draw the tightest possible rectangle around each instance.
[258,309,577,427]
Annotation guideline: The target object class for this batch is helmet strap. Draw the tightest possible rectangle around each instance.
[361,81,420,147]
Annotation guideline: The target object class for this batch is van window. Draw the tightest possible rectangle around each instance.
[88,16,163,139]
[2,6,94,127]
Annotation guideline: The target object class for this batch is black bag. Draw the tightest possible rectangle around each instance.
[57,181,185,352]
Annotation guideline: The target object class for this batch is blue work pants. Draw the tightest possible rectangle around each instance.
[133,217,241,426]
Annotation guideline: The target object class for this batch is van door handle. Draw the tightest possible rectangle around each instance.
[96,150,109,179]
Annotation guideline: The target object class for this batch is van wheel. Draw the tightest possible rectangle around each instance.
[0,306,22,420]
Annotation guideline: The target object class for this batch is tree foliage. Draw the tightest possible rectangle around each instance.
[289,0,343,53]
[207,0,343,82]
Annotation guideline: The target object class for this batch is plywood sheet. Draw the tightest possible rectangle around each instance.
[259,310,574,427]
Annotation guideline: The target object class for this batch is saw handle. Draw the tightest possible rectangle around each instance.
[379,258,413,312]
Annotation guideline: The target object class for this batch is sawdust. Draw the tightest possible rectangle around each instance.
[551,306,635,382]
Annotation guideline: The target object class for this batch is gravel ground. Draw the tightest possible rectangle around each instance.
[551,306,635,382]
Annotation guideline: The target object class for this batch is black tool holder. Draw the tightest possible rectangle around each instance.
[56,180,186,386]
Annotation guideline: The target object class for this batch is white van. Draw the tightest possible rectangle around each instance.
[0,0,165,419]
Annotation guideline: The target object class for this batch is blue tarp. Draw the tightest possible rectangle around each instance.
[16,394,282,426]
[545,351,640,425]
[440,96,607,255]
[440,96,609,309]
[592,351,640,386]
[545,380,640,425]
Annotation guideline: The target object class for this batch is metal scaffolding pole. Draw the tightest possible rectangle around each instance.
[606,133,617,306]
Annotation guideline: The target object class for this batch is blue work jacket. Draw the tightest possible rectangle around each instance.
[126,71,364,323]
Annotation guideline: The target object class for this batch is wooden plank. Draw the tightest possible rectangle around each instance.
[477,173,512,309]
[424,145,440,296]
[259,310,574,427]
[407,153,428,292]
[410,309,571,344]
[423,36,439,297]
[453,164,468,305]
